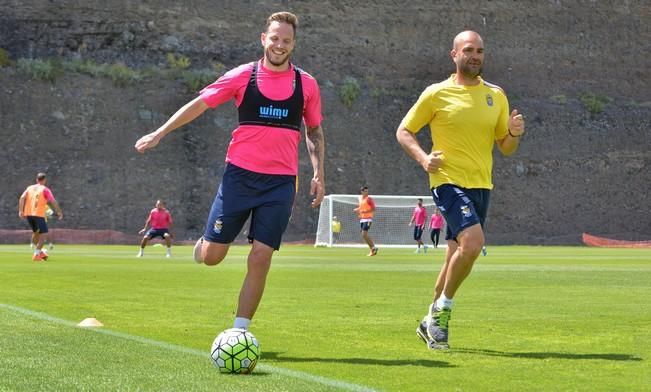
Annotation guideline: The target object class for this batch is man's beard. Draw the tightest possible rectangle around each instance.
[265,48,290,67]
[459,63,482,79]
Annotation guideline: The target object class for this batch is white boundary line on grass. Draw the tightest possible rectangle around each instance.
[1,303,377,392]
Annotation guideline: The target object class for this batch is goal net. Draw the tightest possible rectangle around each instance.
[315,194,445,247]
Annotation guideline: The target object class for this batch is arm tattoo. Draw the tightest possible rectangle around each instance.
[306,125,325,177]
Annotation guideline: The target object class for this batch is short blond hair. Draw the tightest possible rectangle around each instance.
[266,12,298,35]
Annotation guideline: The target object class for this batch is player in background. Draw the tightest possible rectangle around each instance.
[331,215,341,244]
[396,30,525,349]
[428,207,444,248]
[353,186,378,256]
[138,199,173,258]
[135,12,325,333]
[409,198,428,253]
[31,207,55,250]
[18,172,63,261]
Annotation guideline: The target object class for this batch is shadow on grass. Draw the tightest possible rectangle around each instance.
[456,348,642,361]
[263,351,453,368]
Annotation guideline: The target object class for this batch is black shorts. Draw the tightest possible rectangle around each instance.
[431,184,490,242]
[203,164,296,251]
[26,216,48,234]
[146,228,170,239]
[413,225,424,240]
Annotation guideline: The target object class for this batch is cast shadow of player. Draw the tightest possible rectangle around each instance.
[454,348,642,362]
[259,351,453,368]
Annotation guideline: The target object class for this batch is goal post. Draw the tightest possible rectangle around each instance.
[315,194,445,248]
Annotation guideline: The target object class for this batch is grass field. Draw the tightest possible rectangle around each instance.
[1,244,650,391]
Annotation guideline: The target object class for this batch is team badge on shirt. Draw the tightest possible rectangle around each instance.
[485,94,493,106]
[213,219,223,234]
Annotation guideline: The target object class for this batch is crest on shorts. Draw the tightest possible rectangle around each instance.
[485,94,493,106]
[213,219,223,234]
[460,205,472,218]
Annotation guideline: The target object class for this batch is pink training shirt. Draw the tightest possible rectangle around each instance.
[42,186,54,202]
[200,60,322,175]
[412,206,427,227]
[149,208,172,230]
[429,214,444,230]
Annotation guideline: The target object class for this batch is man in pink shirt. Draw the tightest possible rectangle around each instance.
[137,199,173,258]
[428,207,445,248]
[409,198,428,253]
[135,12,325,333]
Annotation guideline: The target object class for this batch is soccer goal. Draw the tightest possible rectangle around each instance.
[315,194,445,248]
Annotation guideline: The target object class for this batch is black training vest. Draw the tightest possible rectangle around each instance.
[238,61,304,131]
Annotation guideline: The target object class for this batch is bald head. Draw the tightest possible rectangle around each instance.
[453,31,483,51]
[451,30,485,83]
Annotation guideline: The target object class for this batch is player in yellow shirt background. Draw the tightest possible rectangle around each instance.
[331,215,342,244]
[18,173,63,261]
[396,30,525,349]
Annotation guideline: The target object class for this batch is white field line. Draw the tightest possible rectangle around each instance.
[0,303,377,392]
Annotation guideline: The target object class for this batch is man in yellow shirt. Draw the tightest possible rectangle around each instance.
[18,173,63,261]
[396,31,525,349]
[331,216,341,244]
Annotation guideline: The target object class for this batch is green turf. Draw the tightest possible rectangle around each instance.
[1,244,649,391]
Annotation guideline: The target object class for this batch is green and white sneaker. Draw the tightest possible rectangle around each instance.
[416,320,433,347]
[417,305,451,349]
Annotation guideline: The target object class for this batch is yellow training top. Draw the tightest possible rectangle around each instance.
[401,74,509,189]
[332,220,341,233]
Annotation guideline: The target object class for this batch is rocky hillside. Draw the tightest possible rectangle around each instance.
[1,0,650,244]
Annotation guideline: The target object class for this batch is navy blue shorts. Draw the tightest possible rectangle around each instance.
[413,225,424,241]
[26,216,48,234]
[431,184,491,242]
[146,228,169,239]
[360,221,372,231]
[203,164,296,250]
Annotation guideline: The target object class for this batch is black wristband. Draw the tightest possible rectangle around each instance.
[508,129,521,138]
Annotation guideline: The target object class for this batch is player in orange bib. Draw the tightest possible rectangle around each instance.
[353,186,378,256]
[18,173,63,261]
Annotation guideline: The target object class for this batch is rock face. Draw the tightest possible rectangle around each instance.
[1,1,650,244]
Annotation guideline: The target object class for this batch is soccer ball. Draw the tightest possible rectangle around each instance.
[210,328,260,374]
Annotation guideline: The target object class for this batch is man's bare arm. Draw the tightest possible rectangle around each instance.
[135,97,210,153]
[305,124,325,208]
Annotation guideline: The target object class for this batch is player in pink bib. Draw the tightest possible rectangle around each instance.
[138,200,173,258]
[135,12,325,334]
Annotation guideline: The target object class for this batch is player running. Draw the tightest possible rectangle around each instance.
[353,186,378,256]
[397,31,525,349]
